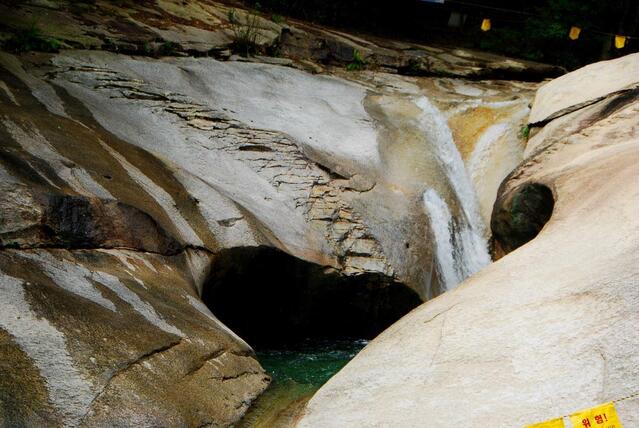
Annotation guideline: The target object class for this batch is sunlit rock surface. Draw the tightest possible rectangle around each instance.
[297,53,639,428]
[2,48,535,295]
[0,1,561,425]
[529,52,639,124]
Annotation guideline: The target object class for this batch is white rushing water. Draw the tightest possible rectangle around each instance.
[416,97,491,291]
[422,189,460,288]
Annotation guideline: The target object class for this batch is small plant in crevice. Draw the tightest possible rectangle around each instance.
[519,124,531,140]
[158,41,179,56]
[406,58,422,74]
[346,49,367,71]
[140,42,152,55]
[228,8,262,57]
[271,14,285,24]
[3,24,61,53]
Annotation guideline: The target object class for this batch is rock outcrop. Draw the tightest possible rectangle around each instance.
[297,53,639,428]
[0,248,268,427]
[0,1,562,426]
[0,44,536,296]
[0,0,564,79]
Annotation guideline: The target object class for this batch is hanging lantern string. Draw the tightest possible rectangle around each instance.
[438,0,638,40]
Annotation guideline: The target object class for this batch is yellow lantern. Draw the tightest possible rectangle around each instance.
[615,35,627,49]
[568,26,581,40]
[481,18,491,32]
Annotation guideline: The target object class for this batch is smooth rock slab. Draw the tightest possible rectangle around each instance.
[297,54,639,428]
[529,52,639,124]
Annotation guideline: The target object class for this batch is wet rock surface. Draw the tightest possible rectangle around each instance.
[297,53,639,428]
[1,191,181,254]
[0,1,554,426]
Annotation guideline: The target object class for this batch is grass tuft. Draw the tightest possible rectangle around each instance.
[4,24,61,53]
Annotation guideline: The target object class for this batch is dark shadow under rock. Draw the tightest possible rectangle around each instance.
[0,191,181,255]
[202,246,421,348]
[491,183,555,255]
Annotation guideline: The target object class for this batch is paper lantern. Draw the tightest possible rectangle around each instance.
[568,26,581,40]
[615,35,627,49]
[481,18,491,31]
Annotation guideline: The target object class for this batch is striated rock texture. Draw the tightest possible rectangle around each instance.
[297,54,639,428]
[0,1,555,426]
[0,248,268,427]
[0,46,536,297]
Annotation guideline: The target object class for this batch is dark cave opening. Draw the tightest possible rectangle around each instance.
[201,246,421,349]
[491,183,555,255]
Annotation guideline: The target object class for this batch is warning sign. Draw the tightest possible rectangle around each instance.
[525,417,565,428]
[569,402,623,428]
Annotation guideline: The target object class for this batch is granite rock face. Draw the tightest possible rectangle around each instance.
[528,52,639,124]
[0,1,559,426]
[0,51,536,427]
[0,248,268,427]
[297,53,639,428]
[1,47,536,295]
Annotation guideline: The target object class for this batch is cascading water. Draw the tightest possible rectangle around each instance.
[416,97,491,291]
[422,189,460,288]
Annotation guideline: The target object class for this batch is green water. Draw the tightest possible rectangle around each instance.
[237,339,368,427]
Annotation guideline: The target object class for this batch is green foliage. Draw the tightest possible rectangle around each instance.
[271,14,285,24]
[519,124,530,140]
[4,24,61,53]
[251,0,638,70]
[475,0,634,69]
[406,58,422,73]
[158,41,179,56]
[228,8,262,56]
[346,49,366,71]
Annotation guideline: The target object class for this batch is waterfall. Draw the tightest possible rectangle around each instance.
[422,189,460,288]
[416,97,491,291]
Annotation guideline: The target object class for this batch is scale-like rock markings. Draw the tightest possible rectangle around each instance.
[49,56,393,277]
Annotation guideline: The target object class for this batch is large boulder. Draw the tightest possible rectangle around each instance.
[0,48,535,298]
[528,52,639,124]
[297,54,639,427]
